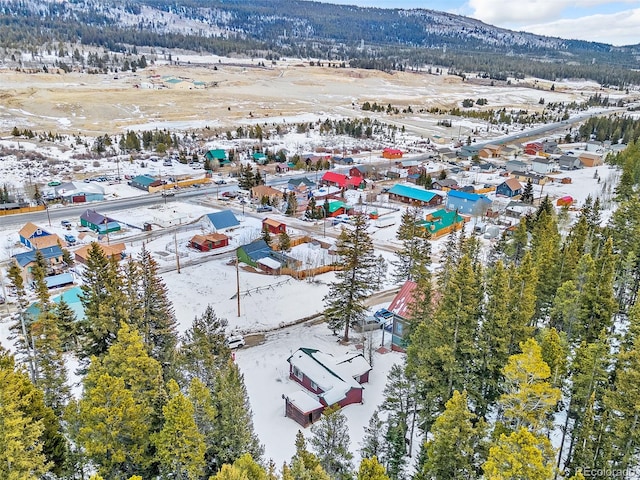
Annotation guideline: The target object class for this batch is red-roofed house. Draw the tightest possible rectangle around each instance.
[388,280,418,352]
[382,148,403,159]
[321,172,364,190]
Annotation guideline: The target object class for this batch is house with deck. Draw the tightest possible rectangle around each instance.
[284,347,372,426]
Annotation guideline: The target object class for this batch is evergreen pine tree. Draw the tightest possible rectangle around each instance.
[54,297,79,352]
[381,416,406,480]
[498,338,561,434]
[549,280,582,341]
[392,207,431,284]
[179,306,231,388]
[75,324,164,477]
[580,237,618,343]
[324,214,377,341]
[482,427,556,480]
[152,379,206,480]
[135,246,179,377]
[188,377,219,478]
[79,243,128,361]
[310,405,354,479]
[507,252,537,354]
[604,334,640,474]
[0,347,58,479]
[279,230,292,253]
[357,457,389,480]
[262,225,272,246]
[285,191,298,216]
[6,262,36,380]
[418,390,484,480]
[560,334,612,477]
[521,179,534,204]
[530,208,561,320]
[31,310,71,417]
[210,360,263,471]
[289,431,331,480]
[476,260,512,416]
[538,327,569,389]
[361,410,385,460]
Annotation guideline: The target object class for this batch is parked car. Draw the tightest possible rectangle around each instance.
[61,220,72,228]
[226,335,245,349]
[256,205,272,213]
[64,234,77,245]
[214,179,227,185]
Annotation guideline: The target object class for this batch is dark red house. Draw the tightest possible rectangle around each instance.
[283,391,325,428]
[262,218,287,235]
[524,142,543,156]
[189,233,229,251]
[286,347,371,415]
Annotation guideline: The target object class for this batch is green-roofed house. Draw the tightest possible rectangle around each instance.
[324,200,347,217]
[388,184,444,207]
[418,209,466,239]
[252,152,268,164]
[205,149,230,165]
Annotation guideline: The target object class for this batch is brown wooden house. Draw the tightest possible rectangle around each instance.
[75,242,126,265]
[189,233,230,251]
[262,218,287,235]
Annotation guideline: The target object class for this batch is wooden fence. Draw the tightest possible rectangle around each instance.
[0,205,45,216]
[280,264,344,280]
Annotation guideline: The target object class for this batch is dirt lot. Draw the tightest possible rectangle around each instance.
[0,58,597,137]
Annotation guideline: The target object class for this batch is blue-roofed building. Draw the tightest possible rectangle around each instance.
[388,184,444,207]
[446,189,492,215]
[206,210,240,233]
[13,245,64,282]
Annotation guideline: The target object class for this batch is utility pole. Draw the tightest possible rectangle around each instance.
[104,217,110,245]
[236,249,241,317]
[174,232,181,274]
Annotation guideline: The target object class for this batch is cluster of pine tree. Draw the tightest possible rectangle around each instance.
[349,141,640,479]
[3,244,262,479]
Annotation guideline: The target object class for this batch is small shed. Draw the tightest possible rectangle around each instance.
[557,195,574,207]
[284,391,325,428]
[262,218,287,235]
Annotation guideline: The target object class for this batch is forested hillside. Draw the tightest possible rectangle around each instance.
[0,0,639,86]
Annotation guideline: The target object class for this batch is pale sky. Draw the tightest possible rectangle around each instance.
[318,0,640,46]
